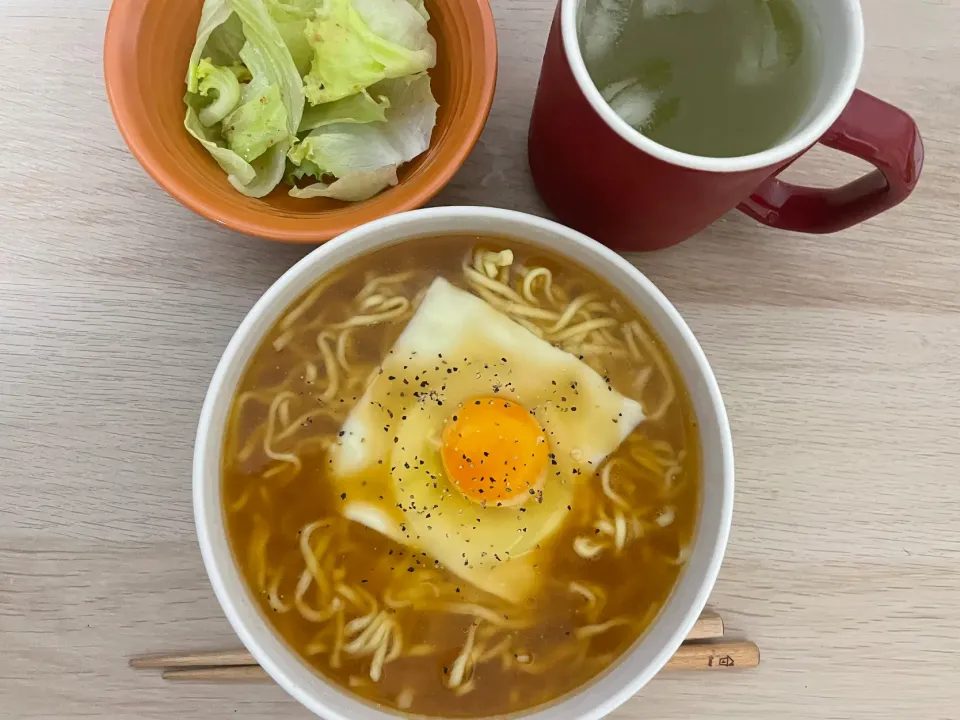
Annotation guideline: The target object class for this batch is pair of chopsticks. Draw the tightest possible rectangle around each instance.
[130,610,759,682]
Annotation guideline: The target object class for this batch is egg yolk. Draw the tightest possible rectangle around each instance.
[441,397,549,507]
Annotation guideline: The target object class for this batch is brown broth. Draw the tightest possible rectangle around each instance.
[222,235,700,717]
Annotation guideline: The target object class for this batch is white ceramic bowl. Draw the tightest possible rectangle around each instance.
[194,207,734,720]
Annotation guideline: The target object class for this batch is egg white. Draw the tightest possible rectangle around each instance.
[327,278,645,602]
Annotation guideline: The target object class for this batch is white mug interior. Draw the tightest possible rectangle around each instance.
[564,0,865,172]
[193,207,734,720]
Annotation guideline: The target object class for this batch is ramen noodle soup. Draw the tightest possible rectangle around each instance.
[222,236,700,717]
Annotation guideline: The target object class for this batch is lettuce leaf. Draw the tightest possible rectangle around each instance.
[183,0,437,202]
[227,63,253,82]
[299,90,390,132]
[229,0,304,134]
[288,73,437,201]
[222,83,289,161]
[187,0,235,93]
[229,141,292,197]
[286,157,324,183]
[302,0,436,105]
[204,12,247,66]
[288,123,403,177]
[367,73,438,160]
[184,107,257,186]
[289,166,399,201]
[266,0,320,75]
[196,0,303,197]
[221,0,305,196]
[405,0,429,21]
[353,0,434,55]
[196,59,243,127]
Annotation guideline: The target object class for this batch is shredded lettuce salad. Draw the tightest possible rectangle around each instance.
[183,0,438,201]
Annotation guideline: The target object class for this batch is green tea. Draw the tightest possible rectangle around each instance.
[579,0,815,158]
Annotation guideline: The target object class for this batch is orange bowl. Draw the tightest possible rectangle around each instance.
[104,0,498,243]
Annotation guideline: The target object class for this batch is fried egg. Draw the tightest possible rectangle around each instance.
[328,278,645,603]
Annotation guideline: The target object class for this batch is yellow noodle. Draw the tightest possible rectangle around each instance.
[228,487,253,513]
[274,406,342,444]
[344,607,378,638]
[368,626,392,682]
[236,425,264,464]
[573,536,606,559]
[248,514,270,591]
[655,506,676,528]
[397,688,415,710]
[447,623,479,689]
[549,317,620,344]
[405,643,436,658]
[521,267,557,306]
[575,618,632,640]
[315,333,340,402]
[513,642,589,676]
[463,264,526,303]
[513,316,547,338]
[627,321,676,421]
[614,510,628,553]
[386,621,403,663]
[360,294,387,310]
[356,271,417,303]
[267,568,290,613]
[546,292,598,335]
[335,329,352,372]
[279,280,332,332]
[263,392,302,471]
[329,606,345,668]
[600,461,631,509]
[429,603,533,630]
[453,678,477,697]
[568,581,598,608]
[330,297,410,330]
[476,635,512,665]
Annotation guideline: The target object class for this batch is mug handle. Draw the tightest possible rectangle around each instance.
[737,90,924,234]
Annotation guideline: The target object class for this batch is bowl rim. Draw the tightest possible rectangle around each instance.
[193,206,734,720]
[103,0,499,243]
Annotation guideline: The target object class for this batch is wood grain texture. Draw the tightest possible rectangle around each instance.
[1,1,958,719]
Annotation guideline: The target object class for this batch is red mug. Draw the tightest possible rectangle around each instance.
[528,0,924,252]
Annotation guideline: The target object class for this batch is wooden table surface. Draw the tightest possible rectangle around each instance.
[2,1,959,718]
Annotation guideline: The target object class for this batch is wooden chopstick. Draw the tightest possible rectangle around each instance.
[159,640,759,682]
[686,610,723,640]
[131,610,728,672]
[665,641,760,670]
[163,666,270,682]
[131,649,259,669]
